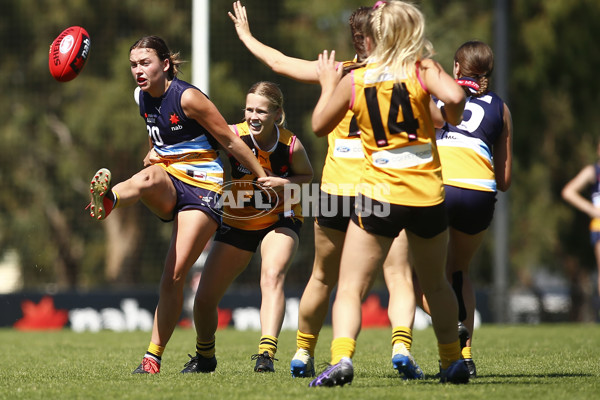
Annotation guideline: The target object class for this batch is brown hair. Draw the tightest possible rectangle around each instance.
[349,6,371,62]
[454,40,494,96]
[247,81,286,127]
[130,36,183,80]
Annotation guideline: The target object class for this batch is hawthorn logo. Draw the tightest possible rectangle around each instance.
[212,180,280,220]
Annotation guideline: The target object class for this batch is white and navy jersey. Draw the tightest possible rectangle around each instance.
[137,77,224,192]
[436,86,505,192]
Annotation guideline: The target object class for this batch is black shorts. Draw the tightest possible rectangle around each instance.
[351,194,447,239]
[161,174,222,225]
[315,190,355,233]
[445,185,496,235]
[215,217,303,253]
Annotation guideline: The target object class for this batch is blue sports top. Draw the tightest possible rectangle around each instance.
[436,81,505,192]
[137,77,224,192]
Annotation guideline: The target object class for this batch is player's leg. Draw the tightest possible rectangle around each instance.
[299,223,345,336]
[133,209,218,374]
[292,193,351,377]
[333,221,390,345]
[253,226,300,372]
[291,223,345,376]
[383,231,424,379]
[310,221,391,387]
[183,240,253,373]
[446,227,487,377]
[444,186,495,378]
[89,165,177,221]
[408,229,468,383]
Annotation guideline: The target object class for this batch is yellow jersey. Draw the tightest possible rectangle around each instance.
[350,63,444,206]
[222,122,303,230]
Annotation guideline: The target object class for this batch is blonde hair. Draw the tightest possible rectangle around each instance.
[247,81,286,127]
[365,1,433,81]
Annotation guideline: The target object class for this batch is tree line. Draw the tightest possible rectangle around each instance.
[1,0,599,294]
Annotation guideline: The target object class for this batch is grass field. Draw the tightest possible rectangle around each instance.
[2,324,599,399]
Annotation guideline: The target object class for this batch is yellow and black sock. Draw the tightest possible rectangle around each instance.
[391,326,413,352]
[112,190,120,209]
[258,335,278,358]
[296,330,318,357]
[196,337,216,358]
[146,342,165,363]
[461,346,472,360]
[438,340,461,369]
[331,337,356,365]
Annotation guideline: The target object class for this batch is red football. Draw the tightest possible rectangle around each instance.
[48,26,91,82]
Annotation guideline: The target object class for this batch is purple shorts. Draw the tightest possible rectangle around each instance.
[444,185,496,235]
[160,174,222,225]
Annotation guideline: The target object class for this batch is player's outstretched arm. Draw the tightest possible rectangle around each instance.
[562,164,599,218]
[312,50,349,136]
[228,1,318,83]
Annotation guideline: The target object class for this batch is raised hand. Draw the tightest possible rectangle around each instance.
[228,1,252,40]
[316,50,343,90]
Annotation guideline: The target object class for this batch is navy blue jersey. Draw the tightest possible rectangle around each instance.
[435,90,505,192]
[137,78,224,192]
[437,90,504,150]
[138,77,219,155]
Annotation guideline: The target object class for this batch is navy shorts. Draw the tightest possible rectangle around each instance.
[162,174,222,225]
[315,190,354,233]
[215,217,303,253]
[351,194,448,239]
[445,185,496,235]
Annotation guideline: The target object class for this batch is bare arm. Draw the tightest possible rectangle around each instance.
[228,1,319,83]
[143,137,155,167]
[562,164,600,218]
[493,103,513,191]
[419,58,465,126]
[181,88,266,178]
[311,50,350,136]
[429,98,445,129]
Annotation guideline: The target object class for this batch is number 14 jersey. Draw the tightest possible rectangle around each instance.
[350,64,444,207]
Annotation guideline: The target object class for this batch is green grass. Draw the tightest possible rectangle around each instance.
[2,324,599,399]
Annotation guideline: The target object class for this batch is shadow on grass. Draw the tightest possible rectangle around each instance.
[478,372,595,380]
[367,371,596,387]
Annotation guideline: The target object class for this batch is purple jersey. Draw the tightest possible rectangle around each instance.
[138,77,219,155]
